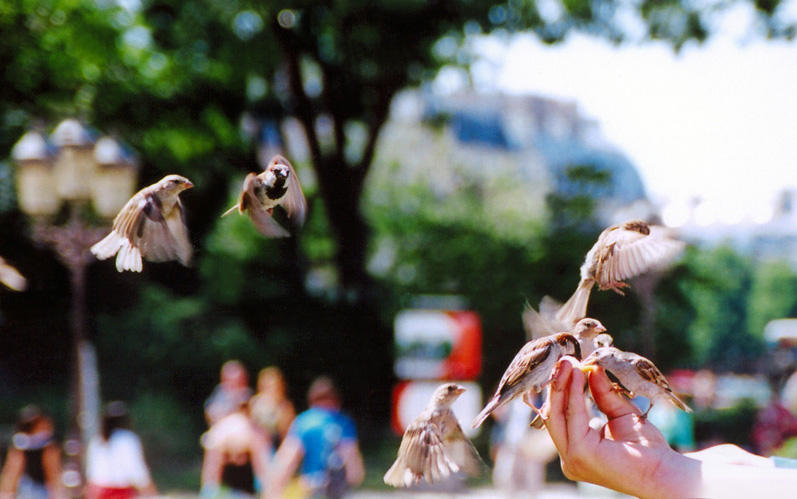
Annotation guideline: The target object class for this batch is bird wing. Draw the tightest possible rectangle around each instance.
[232,173,291,238]
[596,225,685,287]
[0,257,27,291]
[440,412,483,477]
[383,418,459,487]
[633,356,671,391]
[121,193,191,265]
[522,303,560,341]
[221,173,258,217]
[501,338,554,390]
[279,158,307,226]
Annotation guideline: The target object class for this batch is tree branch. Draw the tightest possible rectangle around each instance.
[272,20,322,167]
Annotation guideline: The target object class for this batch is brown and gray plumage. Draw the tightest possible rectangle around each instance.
[525,319,604,430]
[582,346,692,418]
[555,220,685,327]
[222,155,306,238]
[384,384,482,488]
[471,333,581,429]
[0,256,27,291]
[91,175,193,272]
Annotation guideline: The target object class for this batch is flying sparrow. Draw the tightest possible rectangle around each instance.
[555,220,685,327]
[0,256,27,291]
[472,333,581,429]
[582,346,692,418]
[384,383,482,488]
[91,175,194,272]
[222,154,307,238]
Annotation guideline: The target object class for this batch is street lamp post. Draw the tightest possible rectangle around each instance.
[11,120,138,497]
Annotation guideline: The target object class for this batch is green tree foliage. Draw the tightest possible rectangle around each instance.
[680,246,764,371]
[2,0,795,435]
[747,260,797,338]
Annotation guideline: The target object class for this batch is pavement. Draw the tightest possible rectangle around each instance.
[348,483,627,498]
[164,483,627,498]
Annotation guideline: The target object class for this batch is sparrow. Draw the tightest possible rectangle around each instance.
[471,333,581,429]
[384,383,482,488]
[526,319,605,430]
[582,346,692,418]
[593,332,614,349]
[572,318,607,359]
[91,175,194,272]
[555,220,685,327]
[0,256,27,291]
[222,155,307,238]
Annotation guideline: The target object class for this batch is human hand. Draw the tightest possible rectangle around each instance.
[685,443,775,467]
[542,356,700,499]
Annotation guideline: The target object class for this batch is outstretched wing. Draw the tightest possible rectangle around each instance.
[384,418,459,487]
[440,412,483,477]
[277,157,307,226]
[596,224,685,288]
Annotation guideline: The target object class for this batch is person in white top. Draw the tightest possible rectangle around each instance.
[86,402,157,499]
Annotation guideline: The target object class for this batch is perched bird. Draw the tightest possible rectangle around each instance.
[526,319,606,430]
[593,332,614,349]
[0,256,27,291]
[571,318,607,359]
[384,383,482,488]
[555,220,685,327]
[582,346,692,418]
[471,333,581,429]
[222,154,307,238]
[91,175,194,272]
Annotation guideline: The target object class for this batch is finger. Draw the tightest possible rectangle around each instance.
[588,367,642,420]
[544,357,574,452]
[563,360,591,442]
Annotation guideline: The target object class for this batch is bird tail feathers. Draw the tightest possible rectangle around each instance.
[383,459,419,488]
[221,204,239,217]
[114,239,143,272]
[669,392,693,413]
[471,397,501,429]
[555,279,594,327]
[90,232,124,261]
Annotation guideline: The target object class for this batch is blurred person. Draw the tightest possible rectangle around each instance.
[267,376,364,499]
[780,368,797,414]
[752,390,797,456]
[544,356,797,499]
[647,398,696,452]
[490,399,557,498]
[205,360,253,426]
[85,401,157,499]
[0,405,64,499]
[249,367,296,450]
[200,402,271,498]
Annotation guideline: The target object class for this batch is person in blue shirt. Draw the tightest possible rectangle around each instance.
[267,376,364,498]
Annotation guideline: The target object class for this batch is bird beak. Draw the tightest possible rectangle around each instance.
[596,325,607,333]
[453,386,466,395]
[183,180,194,189]
[579,364,598,373]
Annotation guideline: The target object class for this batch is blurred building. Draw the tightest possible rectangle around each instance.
[367,89,652,224]
[667,190,797,267]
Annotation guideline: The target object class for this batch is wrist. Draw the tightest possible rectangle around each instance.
[638,449,701,499]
